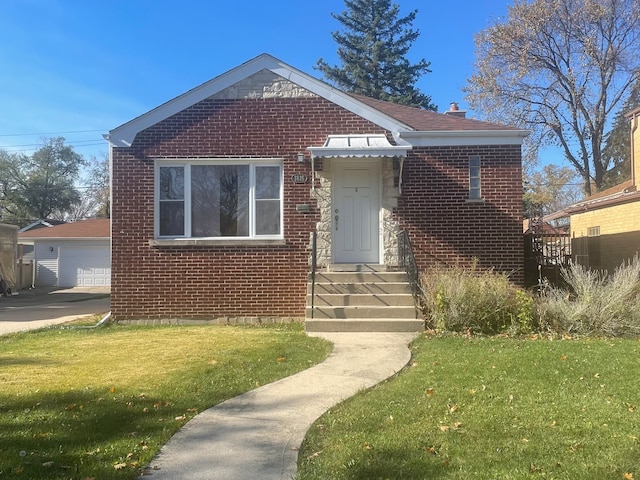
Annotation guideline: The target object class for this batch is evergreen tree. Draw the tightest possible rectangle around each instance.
[316,0,436,110]
[601,76,640,189]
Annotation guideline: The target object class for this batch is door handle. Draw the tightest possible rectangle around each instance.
[335,215,339,231]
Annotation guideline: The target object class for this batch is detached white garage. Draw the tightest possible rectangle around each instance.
[18,219,110,288]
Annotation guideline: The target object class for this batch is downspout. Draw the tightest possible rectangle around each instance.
[61,311,112,330]
[631,111,638,189]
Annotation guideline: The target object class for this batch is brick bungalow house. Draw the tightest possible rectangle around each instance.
[546,106,640,272]
[105,54,528,325]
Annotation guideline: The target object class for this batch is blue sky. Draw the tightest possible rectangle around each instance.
[0,0,512,161]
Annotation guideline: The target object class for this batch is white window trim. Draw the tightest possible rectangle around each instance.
[154,158,284,241]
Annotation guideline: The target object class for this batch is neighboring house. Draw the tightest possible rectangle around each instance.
[105,53,528,322]
[546,106,640,273]
[18,219,66,263]
[18,218,110,287]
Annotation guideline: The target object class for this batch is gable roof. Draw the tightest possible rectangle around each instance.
[18,218,110,240]
[106,53,528,149]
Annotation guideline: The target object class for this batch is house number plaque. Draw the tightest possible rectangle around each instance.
[291,174,308,184]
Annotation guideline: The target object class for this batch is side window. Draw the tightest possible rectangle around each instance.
[159,166,185,236]
[469,156,481,200]
[255,166,282,235]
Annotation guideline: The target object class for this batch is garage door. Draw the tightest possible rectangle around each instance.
[59,246,111,287]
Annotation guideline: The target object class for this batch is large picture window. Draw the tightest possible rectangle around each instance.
[156,160,283,239]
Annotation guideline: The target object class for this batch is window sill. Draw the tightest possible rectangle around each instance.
[149,238,287,247]
[465,198,486,204]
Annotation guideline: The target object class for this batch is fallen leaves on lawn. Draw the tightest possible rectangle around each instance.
[307,450,323,460]
[439,423,462,432]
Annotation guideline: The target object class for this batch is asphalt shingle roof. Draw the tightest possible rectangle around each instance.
[18,218,110,239]
[349,94,519,132]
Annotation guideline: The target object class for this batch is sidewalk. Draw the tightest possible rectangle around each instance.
[141,331,418,480]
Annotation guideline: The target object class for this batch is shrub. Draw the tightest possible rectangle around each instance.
[539,258,640,337]
[420,264,536,335]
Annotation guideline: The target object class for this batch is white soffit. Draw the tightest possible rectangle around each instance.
[308,134,410,158]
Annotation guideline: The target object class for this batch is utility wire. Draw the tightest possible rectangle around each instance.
[0,129,105,137]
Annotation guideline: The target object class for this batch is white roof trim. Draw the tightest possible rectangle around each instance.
[18,220,55,233]
[399,130,529,146]
[105,54,414,148]
[308,134,409,158]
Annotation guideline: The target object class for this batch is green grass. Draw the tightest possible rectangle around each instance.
[0,322,331,479]
[297,334,640,480]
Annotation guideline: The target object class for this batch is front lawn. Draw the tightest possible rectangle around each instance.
[0,322,331,479]
[298,334,639,479]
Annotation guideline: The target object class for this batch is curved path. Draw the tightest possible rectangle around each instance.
[142,332,417,480]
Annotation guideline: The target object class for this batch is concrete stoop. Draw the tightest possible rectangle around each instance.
[305,266,424,332]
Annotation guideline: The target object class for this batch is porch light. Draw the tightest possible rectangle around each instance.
[297,153,305,163]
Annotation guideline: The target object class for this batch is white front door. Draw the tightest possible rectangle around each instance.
[332,160,381,264]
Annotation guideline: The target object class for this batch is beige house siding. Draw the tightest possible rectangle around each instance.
[571,201,640,236]
[568,108,640,272]
[571,203,640,271]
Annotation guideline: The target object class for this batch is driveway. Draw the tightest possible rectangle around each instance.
[0,287,110,335]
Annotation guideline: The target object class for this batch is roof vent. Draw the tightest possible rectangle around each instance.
[445,102,467,118]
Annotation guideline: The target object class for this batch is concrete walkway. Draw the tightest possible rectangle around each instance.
[142,331,418,480]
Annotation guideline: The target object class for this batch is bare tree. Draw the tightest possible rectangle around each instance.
[524,164,582,216]
[58,153,109,221]
[465,0,640,195]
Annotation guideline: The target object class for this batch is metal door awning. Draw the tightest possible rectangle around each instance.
[307,134,410,193]
[308,134,409,158]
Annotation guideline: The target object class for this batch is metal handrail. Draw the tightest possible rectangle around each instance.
[310,230,317,319]
[397,230,419,298]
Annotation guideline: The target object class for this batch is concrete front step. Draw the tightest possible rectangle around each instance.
[305,267,423,332]
[311,271,410,284]
[305,318,425,333]
[306,305,417,319]
[308,293,415,307]
[310,282,412,295]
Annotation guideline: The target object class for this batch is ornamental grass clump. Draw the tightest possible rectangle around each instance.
[420,264,536,335]
[540,258,640,337]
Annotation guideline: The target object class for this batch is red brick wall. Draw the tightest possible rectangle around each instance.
[397,145,524,283]
[111,97,384,321]
[112,96,524,321]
